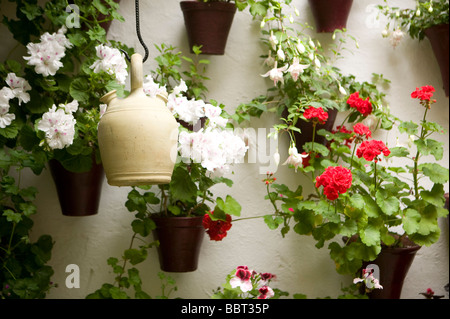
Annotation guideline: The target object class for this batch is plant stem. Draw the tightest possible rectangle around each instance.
[412,105,429,199]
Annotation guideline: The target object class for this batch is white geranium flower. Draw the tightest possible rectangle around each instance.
[61,100,78,114]
[0,87,14,107]
[178,127,247,177]
[143,76,167,98]
[90,44,128,85]
[5,73,31,105]
[0,113,15,129]
[37,105,76,149]
[172,79,188,96]
[287,57,309,81]
[23,27,70,77]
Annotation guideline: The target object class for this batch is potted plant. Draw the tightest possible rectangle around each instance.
[261,85,448,298]
[0,111,55,297]
[1,0,133,216]
[180,0,248,55]
[308,0,354,33]
[123,44,247,272]
[232,0,448,299]
[377,0,449,96]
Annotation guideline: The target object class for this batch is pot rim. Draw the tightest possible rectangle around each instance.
[180,1,237,13]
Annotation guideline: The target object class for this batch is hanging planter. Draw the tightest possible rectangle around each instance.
[361,237,421,299]
[97,53,179,186]
[49,158,104,217]
[152,216,205,272]
[180,1,237,55]
[308,0,353,33]
[424,23,449,97]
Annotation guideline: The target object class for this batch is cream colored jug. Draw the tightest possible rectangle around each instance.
[98,53,179,186]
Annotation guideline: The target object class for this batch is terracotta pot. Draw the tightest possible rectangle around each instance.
[152,216,205,272]
[49,159,104,216]
[283,108,338,153]
[98,53,179,186]
[424,24,449,97]
[180,1,237,55]
[308,0,353,33]
[361,237,421,299]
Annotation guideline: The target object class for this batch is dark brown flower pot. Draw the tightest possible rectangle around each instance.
[424,24,449,97]
[180,1,237,55]
[361,237,421,299]
[283,108,338,153]
[152,216,205,272]
[49,159,105,216]
[308,0,353,33]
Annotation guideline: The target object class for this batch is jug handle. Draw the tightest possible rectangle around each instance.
[130,53,143,91]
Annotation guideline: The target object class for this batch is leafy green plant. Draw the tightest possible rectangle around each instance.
[230,0,448,277]
[0,148,55,299]
[377,0,449,41]
[1,0,133,173]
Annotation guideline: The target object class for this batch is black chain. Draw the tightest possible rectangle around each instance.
[121,0,149,63]
[135,0,149,62]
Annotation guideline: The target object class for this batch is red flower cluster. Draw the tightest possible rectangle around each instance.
[202,212,232,241]
[356,140,390,162]
[353,123,372,139]
[411,85,435,102]
[347,92,372,116]
[315,166,353,201]
[303,106,328,124]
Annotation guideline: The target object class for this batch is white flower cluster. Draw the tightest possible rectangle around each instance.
[23,27,72,77]
[0,73,31,128]
[37,101,78,150]
[178,128,247,177]
[143,77,248,176]
[90,45,128,85]
[143,77,228,127]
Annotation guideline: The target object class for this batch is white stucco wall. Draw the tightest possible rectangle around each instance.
[1,0,448,299]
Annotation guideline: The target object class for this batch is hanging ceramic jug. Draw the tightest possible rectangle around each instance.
[97,53,179,186]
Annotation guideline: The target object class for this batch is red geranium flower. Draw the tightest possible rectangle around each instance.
[411,85,435,102]
[303,106,328,124]
[356,140,390,162]
[353,123,372,139]
[347,92,373,116]
[202,212,232,241]
[315,166,352,201]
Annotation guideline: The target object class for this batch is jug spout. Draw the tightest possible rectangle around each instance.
[100,90,118,105]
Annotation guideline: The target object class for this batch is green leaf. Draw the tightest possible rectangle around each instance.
[402,208,420,234]
[264,215,283,230]
[398,121,418,135]
[414,138,443,160]
[387,146,409,158]
[375,190,399,216]
[215,195,241,217]
[131,218,155,237]
[359,224,380,246]
[420,163,449,184]
[169,166,197,203]
[349,194,365,210]
[69,77,90,103]
[2,209,22,223]
[123,248,147,265]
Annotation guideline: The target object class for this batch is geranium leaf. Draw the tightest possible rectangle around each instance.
[420,163,449,184]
